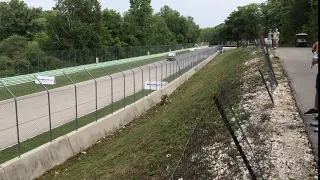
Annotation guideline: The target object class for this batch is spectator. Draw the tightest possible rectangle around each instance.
[273,28,280,49]
[305,41,318,131]
[268,29,274,47]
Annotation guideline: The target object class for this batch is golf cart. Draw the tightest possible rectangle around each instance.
[295,33,308,47]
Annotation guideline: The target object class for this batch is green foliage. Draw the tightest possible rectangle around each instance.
[0,0,42,41]
[203,0,318,44]
[0,0,203,77]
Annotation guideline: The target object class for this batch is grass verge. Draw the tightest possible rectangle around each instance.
[36,48,255,180]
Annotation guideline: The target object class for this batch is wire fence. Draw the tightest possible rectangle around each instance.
[0,45,221,164]
[170,45,278,179]
[0,42,209,78]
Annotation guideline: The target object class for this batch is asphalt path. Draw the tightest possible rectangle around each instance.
[277,47,318,162]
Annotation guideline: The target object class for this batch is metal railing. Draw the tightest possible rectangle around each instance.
[0,45,221,164]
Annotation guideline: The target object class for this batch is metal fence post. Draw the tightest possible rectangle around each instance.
[134,61,144,96]
[151,62,158,90]
[220,87,263,176]
[170,62,172,80]
[62,72,78,130]
[33,75,53,142]
[142,60,152,92]
[157,61,164,82]
[257,66,274,104]
[114,64,126,107]
[84,69,98,121]
[101,67,114,114]
[214,95,257,180]
[165,60,168,79]
[124,63,136,102]
[0,80,21,157]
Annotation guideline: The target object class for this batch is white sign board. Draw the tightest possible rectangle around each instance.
[144,81,168,90]
[35,76,56,85]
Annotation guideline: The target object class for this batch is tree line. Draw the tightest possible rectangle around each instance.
[0,0,201,77]
[200,0,318,45]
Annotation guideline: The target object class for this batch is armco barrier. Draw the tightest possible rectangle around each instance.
[0,50,222,180]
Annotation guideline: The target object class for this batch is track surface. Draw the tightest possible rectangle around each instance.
[0,58,188,150]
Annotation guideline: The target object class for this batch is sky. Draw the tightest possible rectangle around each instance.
[16,0,266,28]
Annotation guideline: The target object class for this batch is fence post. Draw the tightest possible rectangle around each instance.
[151,62,158,90]
[33,75,53,142]
[157,61,164,82]
[124,63,136,102]
[101,67,114,114]
[257,66,274,104]
[133,61,144,96]
[114,64,126,107]
[259,39,278,88]
[169,62,172,80]
[214,94,257,180]
[84,69,98,121]
[142,60,152,92]
[220,87,264,176]
[62,72,78,130]
[0,80,21,157]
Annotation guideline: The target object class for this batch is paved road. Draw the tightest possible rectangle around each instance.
[277,47,318,162]
[0,47,221,150]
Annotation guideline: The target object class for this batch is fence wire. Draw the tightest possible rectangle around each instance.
[0,45,222,164]
[0,43,209,78]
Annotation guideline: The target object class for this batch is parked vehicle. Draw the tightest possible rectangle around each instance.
[295,33,308,47]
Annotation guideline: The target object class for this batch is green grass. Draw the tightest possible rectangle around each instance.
[33,48,255,180]
[0,50,192,101]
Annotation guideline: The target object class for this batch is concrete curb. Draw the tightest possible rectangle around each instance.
[0,137,73,180]
[0,51,220,180]
[0,168,6,180]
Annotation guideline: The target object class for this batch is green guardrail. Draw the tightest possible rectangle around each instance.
[0,48,191,87]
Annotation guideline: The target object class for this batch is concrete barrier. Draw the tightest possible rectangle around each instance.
[67,106,136,154]
[1,137,73,180]
[0,50,222,180]
[0,168,7,180]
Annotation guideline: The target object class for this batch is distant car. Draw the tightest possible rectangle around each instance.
[167,56,176,61]
[167,52,177,61]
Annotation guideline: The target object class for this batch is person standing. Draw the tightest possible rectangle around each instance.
[273,28,280,49]
[268,29,274,47]
[305,41,318,131]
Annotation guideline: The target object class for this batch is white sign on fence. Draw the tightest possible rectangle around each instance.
[144,81,168,90]
[35,76,56,85]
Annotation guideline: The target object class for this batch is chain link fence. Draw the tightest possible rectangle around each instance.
[0,45,221,164]
[170,45,278,179]
[0,43,209,78]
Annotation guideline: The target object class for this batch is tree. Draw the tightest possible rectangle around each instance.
[46,0,105,50]
[123,0,153,46]
[102,9,126,46]
[0,0,42,41]
[149,14,175,45]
